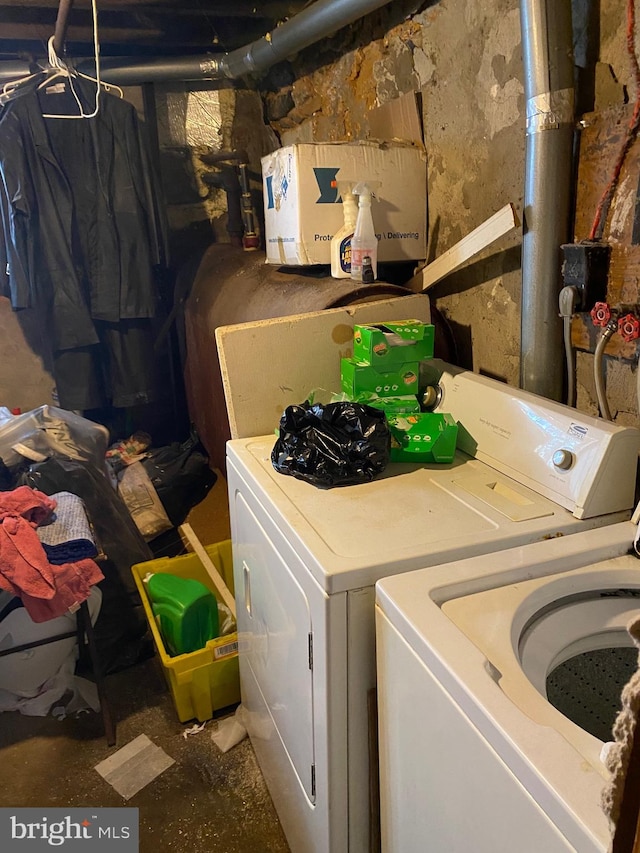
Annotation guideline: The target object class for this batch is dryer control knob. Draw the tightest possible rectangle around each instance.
[552,449,574,470]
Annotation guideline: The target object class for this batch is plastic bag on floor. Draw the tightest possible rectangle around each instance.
[211,704,248,753]
[117,461,173,541]
[271,400,390,487]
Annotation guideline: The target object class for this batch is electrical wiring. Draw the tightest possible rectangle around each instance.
[589,0,640,241]
[559,285,579,407]
[563,314,574,406]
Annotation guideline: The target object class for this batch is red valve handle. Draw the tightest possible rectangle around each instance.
[590,302,612,327]
[618,313,640,342]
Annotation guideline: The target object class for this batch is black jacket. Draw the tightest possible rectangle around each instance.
[0,78,167,351]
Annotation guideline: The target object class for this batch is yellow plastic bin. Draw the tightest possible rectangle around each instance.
[132,540,240,723]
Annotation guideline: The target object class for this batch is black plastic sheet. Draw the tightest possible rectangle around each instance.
[19,458,154,673]
[271,400,390,488]
[141,430,217,527]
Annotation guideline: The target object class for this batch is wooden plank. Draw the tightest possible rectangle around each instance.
[179,523,237,618]
[215,294,431,440]
[405,203,519,293]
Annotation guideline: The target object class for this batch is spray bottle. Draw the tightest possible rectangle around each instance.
[350,181,381,282]
[331,182,358,279]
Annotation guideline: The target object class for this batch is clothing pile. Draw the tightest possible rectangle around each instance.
[0,76,168,410]
[0,486,103,622]
[0,485,105,716]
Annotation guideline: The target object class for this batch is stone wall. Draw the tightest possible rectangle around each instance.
[255,0,640,428]
[261,0,524,387]
[1,0,638,433]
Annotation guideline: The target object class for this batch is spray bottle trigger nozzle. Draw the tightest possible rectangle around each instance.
[353,180,381,199]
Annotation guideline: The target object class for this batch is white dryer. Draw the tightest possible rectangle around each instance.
[375,520,640,852]
[227,360,640,853]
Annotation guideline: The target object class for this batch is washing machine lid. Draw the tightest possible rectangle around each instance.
[375,522,639,852]
[441,555,640,759]
[227,436,627,594]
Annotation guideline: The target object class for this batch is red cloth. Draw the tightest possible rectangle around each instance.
[0,486,103,622]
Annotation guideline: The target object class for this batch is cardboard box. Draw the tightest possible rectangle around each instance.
[262,142,427,266]
[132,541,240,723]
[341,358,419,398]
[353,320,435,370]
[358,395,421,415]
[388,412,458,463]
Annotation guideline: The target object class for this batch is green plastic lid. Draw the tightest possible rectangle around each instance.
[147,572,219,656]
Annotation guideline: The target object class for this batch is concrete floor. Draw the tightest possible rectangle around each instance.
[0,472,290,852]
[0,650,290,852]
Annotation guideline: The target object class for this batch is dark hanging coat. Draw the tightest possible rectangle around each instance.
[0,78,168,408]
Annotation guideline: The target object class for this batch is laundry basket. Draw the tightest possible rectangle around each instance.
[132,540,240,723]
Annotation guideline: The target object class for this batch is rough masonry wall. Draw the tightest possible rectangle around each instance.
[262,0,524,386]
[1,0,637,429]
[416,0,523,385]
[261,0,640,429]
[573,0,640,423]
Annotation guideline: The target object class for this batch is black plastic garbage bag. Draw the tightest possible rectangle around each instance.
[141,430,217,527]
[271,400,390,487]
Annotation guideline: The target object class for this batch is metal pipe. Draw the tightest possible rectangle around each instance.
[53,0,75,57]
[200,167,244,246]
[519,0,575,401]
[70,0,395,85]
[0,0,394,85]
[218,0,392,79]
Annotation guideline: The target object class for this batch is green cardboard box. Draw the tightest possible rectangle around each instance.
[388,412,458,463]
[353,320,435,371]
[341,358,419,399]
[356,394,421,415]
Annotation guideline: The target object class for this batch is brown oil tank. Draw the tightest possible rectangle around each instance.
[183,244,449,471]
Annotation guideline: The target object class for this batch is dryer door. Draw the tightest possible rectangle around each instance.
[234,493,316,802]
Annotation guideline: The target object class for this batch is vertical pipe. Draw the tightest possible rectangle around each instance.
[53,0,76,56]
[519,0,575,400]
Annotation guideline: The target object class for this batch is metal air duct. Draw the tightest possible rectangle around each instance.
[0,0,395,85]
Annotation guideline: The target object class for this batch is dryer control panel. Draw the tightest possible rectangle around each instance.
[422,360,640,519]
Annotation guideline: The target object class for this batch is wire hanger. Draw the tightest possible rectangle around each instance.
[1,0,125,112]
[41,0,102,120]
[1,0,123,117]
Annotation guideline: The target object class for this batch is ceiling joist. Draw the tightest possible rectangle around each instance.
[0,0,311,59]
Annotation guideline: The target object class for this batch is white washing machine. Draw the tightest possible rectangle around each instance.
[375,520,640,852]
[226,360,640,853]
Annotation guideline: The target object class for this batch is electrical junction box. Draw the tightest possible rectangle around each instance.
[560,241,610,310]
[261,142,427,266]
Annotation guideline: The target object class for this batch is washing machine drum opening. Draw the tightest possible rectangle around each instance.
[518,588,640,742]
[546,647,637,741]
